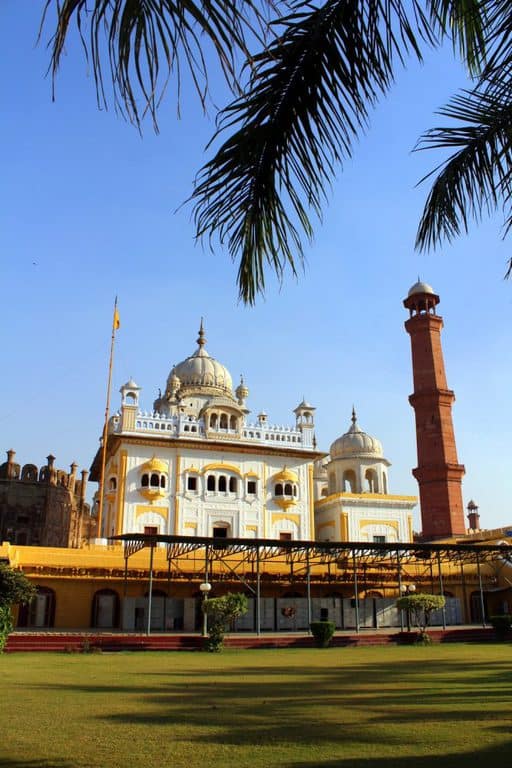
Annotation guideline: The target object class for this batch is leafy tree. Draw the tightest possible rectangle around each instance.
[396,592,445,643]
[0,563,36,651]
[203,592,248,651]
[42,2,512,302]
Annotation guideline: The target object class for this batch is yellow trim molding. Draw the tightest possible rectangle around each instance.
[202,462,242,477]
[185,466,200,474]
[184,521,197,530]
[316,491,417,508]
[308,463,314,537]
[136,505,169,521]
[340,512,349,540]
[244,471,259,478]
[245,525,258,532]
[360,519,399,532]
[138,487,166,502]
[115,451,128,535]
[272,513,300,526]
[174,455,181,534]
[263,464,268,538]
[274,497,297,510]
[317,520,335,531]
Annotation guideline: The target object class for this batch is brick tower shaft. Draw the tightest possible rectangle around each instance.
[403,283,465,539]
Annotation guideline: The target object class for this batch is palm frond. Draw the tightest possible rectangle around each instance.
[415,86,512,277]
[479,0,512,75]
[41,0,271,129]
[427,0,489,76]
[192,0,430,304]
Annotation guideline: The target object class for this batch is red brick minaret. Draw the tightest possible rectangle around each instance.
[404,281,466,539]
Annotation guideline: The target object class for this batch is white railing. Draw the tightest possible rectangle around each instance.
[110,411,314,449]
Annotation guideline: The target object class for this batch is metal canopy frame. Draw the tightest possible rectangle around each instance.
[112,533,512,635]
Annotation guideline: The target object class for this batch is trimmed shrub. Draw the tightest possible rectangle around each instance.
[310,620,336,648]
[489,615,512,632]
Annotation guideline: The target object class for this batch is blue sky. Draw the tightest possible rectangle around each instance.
[1,2,511,532]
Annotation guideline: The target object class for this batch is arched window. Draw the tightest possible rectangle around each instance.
[220,413,228,429]
[160,475,166,489]
[207,475,216,492]
[108,477,117,491]
[343,470,356,493]
[141,474,149,487]
[218,475,227,492]
[210,413,218,429]
[150,473,160,487]
[382,472,388,494]
[275,483,283,496]
[293,485,298,497]
[229,415,237,430]
[284,483,292,496]
[365,469,378,493]
[229,476,237,493]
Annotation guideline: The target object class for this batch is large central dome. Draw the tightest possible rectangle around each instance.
[166,321,233,397]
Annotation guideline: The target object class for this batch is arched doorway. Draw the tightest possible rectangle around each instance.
[91,589,120,629]
[17,586,56,628]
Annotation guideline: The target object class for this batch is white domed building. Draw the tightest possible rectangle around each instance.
[314,410,416,543]
[92,322,321,541]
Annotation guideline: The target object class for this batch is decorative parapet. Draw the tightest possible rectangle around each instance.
[109,411,315,450]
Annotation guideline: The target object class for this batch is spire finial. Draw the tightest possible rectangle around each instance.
[197,317,206,348]
[351,405,357,425]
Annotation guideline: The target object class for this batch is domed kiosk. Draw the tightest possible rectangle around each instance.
[314,409,416,543]
[327,409,389,495]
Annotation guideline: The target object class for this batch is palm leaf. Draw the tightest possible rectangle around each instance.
[192,0,435,304]
[41,0,272,128]
[427,0,488,76]
[415,86,512,278]
[192,0,493,303]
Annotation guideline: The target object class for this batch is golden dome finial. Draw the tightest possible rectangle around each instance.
[351,405,357,425]
[197,317,206,349]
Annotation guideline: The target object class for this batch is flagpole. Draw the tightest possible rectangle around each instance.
[97,298,119,539]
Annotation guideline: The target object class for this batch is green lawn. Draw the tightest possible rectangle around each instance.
[1,644,511,768]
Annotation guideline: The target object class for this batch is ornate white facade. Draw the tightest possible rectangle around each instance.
[92,324,416,544]
[93,323,319,541]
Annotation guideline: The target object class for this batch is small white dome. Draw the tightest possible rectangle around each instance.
[408,280,434,297]
[330,409,383,459]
